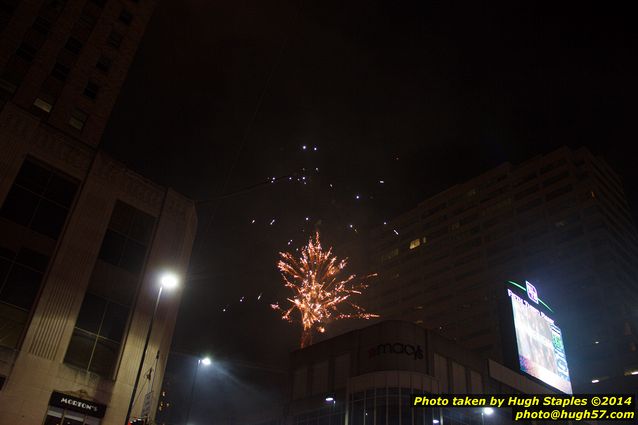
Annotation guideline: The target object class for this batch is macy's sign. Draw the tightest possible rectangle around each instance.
[368,342,424,360]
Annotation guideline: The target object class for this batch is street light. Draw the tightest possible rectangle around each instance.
[185,356,212,425]
[124,272,180,425]
[160,273,179,290]
[480,406,494,425]
[324,396,337,425]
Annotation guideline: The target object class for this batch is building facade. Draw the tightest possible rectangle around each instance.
[367,147,638,393]
[0,1,199,425]
[288,320,570,425]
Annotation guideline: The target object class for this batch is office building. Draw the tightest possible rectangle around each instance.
[367,147,638,393]
[0,1,199,425]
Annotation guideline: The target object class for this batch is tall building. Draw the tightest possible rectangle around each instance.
[367,146,638,393]
[0,2,199,425]
[0,0,155,147]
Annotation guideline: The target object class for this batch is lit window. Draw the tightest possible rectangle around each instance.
[421,236,427,244]
[33,97,53,113]
[409,238,421,249]
[68,108,87,130]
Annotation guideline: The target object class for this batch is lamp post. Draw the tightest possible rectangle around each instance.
[185,356,212,425]
[124,273,180,425]
[325,396,336,425]
[481,407,494,425]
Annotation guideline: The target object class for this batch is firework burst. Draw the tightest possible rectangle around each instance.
[271,232,378,348]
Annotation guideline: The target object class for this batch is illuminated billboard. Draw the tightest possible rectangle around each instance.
[507,281,572,394]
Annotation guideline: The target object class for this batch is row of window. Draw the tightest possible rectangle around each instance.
[31,13,118,128]
[379,180,586,265]
[590,158,623,194]
[349,388,433,425]
[382,220,587,278]
[343,389,489,425]
[0,0,68,97]
[416,156,579,226]
[593,181,636,236]
[43,406,100,425]
[0,1,138,132]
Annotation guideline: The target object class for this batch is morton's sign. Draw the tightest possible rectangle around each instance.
[49,391,107,418]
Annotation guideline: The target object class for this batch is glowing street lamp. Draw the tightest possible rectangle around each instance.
[480,406,495,425]
[160,273,179,290]
[124,272,180,425]
[324,396,336,424]
[185,356,213,425]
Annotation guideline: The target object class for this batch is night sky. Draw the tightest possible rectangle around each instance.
[101,1,638,422]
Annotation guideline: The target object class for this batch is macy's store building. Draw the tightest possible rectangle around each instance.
[286,321,563,425]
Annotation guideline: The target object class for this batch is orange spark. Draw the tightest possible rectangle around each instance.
[271,232,378,348]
